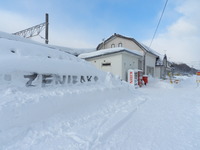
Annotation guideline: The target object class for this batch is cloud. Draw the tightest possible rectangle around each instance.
[144,0,200,68]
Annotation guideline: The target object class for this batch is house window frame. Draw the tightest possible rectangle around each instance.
[138,59,142,70]
[111,44,115,48]
[102,62,111,66]
[118,43,122,47]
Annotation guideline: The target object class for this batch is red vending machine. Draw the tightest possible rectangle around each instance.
[137,70,143,87]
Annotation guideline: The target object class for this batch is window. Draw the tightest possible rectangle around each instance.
[111,44,115,48]
[138,60,142,70]
[102,63,111,66]
[118,43,122,47]
[147,66,154,76]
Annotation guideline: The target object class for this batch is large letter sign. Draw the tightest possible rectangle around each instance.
[24,73,99,87]
[0,73,99,87]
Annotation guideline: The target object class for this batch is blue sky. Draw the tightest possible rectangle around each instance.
[0,0,200,69]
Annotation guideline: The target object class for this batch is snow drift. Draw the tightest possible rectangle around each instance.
[0,31,107,88]
[0,31,137,150]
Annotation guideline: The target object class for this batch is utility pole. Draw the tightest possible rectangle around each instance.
[13,13,49,44]
[45,13,49,44]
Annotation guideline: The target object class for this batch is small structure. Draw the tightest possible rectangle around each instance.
[79,47,143,82]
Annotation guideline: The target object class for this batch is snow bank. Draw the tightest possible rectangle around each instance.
[0,31,139,149]
[0,31,107,88]
[142,76,174,89]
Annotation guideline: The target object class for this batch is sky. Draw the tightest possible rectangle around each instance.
[0,0,200,69]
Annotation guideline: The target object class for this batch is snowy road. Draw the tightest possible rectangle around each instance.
[105,85,200,150]
[1,77,200,150]
[85,78,200,150]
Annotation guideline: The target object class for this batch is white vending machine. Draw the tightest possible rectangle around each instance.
[128,69,138,87]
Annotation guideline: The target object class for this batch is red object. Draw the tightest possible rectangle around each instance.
[138,71,143,87]
[197,72,200,76]
[143,76,148,85]
[129,71,133,84]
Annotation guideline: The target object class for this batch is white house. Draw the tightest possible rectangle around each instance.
[79,47,143,81]
[97,33,159,77]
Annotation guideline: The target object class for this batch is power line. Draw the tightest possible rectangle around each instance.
[149,0,169,48]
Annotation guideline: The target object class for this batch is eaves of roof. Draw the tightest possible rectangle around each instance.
[79,48,143,60]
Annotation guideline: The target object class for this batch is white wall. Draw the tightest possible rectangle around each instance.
[85,52,142,81]
[121,52,142,81]
[145,53,157,76]
[103,37,145,54]
[86,53,123,79]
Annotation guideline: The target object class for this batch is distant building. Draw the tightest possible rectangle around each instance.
[155,54,172,79]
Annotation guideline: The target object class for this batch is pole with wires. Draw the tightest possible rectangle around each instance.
[45,13,49,44]
[149,0,168,48]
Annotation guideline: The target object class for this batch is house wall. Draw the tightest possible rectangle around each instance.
[121,52,142,81]
[86,53,123,79]
[85,52,142,81]
[145,53,157,77]
[103,37,145,54]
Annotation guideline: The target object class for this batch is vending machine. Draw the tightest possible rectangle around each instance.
[137,70,143,87]
[128,69,143,87]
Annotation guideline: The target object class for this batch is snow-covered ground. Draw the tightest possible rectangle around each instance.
[0,31,200,150]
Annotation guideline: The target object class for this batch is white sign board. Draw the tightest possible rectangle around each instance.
[128,69,138,87]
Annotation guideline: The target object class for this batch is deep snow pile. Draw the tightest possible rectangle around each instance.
[0,31,138,149]
[0,31,200,150]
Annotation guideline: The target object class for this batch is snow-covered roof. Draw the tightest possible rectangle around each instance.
[78,47,143,59]
[139,43,161,57]
[0,31,95,56]
[0,31,102,75]
[51,45,96,56]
